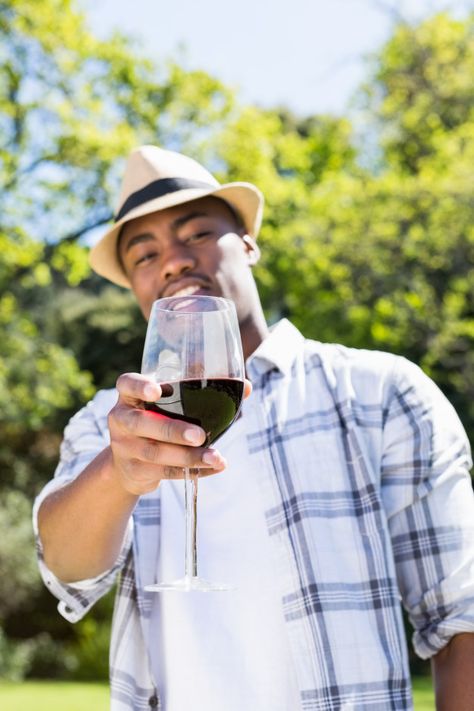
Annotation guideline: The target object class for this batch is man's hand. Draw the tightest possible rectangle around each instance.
[108,373,250,495]
[37,372,251,582]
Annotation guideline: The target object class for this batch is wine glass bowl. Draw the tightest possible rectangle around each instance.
[141,295,245,591]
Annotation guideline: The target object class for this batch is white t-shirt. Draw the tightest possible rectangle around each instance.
[149,414,300,710]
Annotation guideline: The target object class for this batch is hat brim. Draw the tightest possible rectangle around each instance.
[89,182,264,288]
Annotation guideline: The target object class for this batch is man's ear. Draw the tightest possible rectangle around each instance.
[242,234,261,266]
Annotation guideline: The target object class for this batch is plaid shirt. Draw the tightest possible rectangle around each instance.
[34,319,474,711]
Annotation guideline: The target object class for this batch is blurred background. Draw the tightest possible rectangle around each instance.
[1,0,473,702]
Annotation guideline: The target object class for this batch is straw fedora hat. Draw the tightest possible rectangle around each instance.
[89,145,264,288]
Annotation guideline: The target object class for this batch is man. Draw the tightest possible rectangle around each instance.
[34,145,474,710]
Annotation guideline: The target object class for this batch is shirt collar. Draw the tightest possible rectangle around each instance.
[246,319,305,377]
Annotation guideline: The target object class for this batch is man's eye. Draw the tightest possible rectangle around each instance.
[135,251,158,266]
[185,231,212,243]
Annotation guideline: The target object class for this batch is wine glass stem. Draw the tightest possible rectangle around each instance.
[184,467,199,581]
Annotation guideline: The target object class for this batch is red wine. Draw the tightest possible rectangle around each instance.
[145,378,244,446]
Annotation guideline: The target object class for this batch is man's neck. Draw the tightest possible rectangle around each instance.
[241,313,270,362]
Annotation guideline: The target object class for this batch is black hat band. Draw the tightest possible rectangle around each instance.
[115,177,216,222]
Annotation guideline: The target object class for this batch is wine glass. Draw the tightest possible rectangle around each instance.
[141,295,245,592]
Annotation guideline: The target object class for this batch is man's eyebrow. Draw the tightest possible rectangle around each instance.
[123,232,155,254]
[171,211,207,230]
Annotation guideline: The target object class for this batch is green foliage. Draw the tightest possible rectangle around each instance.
[47,285,146,391]
[210,105,360,323]
[0,0,234,247]
[208,13,474,445]
[366,12,474,173]
[0,225,94,496]
[22,632,77,680]
[0,628,34,681]
[66,615,111,681]
[0,491,42,618]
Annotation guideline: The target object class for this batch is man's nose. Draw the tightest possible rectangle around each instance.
[160,243,196,280]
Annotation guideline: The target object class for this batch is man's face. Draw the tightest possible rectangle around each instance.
[118,197,260,325]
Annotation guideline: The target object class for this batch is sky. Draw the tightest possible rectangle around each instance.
[80,0,470,117]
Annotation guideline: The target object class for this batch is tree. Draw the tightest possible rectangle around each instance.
[206,14,474,444]
[0,0,236,489]
[366,12,474,173]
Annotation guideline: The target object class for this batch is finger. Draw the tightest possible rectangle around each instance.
[121,461,223,495]
[113,406,206,447]
[139,439,225,469]
[161,465,224,480]
[117,437,226,471]
[116,372,162,405]
[118,461,181,495]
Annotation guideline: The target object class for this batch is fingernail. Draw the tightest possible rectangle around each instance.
[184,428,203,445]
[202,450,225,467]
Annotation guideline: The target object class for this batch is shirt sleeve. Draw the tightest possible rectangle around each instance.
[381,356,474,659]
[32,389,133,623]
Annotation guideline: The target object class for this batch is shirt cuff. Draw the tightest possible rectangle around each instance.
[33,476,133,623]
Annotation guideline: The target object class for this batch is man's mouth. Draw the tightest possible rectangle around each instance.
[162,280,211,298]
[173,284,203,297]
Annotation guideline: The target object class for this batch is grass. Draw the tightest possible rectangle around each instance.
[412,676,436,710]
[0,680,109,711]
[0,677,434,710]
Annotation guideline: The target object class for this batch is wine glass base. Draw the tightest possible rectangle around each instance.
[145,576,233,593]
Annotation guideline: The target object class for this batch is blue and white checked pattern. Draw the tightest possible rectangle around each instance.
[34,319,474,710]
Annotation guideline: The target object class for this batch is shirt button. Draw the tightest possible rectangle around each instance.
[149,694,159,708]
